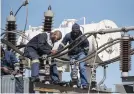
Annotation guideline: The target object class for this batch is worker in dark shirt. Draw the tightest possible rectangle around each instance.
[1,47,19,75]
[58,23,89,88]
[23,30,62,82]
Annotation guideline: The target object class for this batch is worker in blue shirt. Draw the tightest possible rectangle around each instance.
[23,30,62,83]
[58,23,89,89]
[1,47,19,75]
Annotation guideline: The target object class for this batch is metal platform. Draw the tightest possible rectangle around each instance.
[115,76,134,93]
[33,82,113,93]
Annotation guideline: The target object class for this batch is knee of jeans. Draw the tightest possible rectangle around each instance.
[79,62,86,70]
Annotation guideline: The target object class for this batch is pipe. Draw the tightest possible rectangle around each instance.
[96,26,134,34]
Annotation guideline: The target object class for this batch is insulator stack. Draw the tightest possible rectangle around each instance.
[120,34,131,75]
[6,11,17,50]
[43,5,54,33]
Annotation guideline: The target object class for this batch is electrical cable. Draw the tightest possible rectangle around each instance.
[14,5,23,16]
[1,30,30,41]
[1,39,24,56]
[48,32,91,57]
[14,0,29,16]
[48,26,134,58]
[75,38,121,63]
[51,34,91,58]
[99,48,134,66]
[50,26,132,57]
[79,40,121,63]
[23,4,28,33]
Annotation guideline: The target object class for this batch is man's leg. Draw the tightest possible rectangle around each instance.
[70,55,80,87]
[78,52,89,88]
[31,59,40,77]
[50,64,60,84]
[25,47,40,81]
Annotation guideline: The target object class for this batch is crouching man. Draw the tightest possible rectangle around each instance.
[23,30,62,83]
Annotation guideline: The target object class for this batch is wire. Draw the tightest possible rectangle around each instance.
[14,5,23,16]
[51,34,91,58]
[75,38,121,63]
[23,4,28,33]
[49,33,91,57]
[81,41,121,63]
[14,0,29,16]
[48,26,134,58]
[1,39,24,56]
[99,48,134,66]
[0,30,30,41]
[21,2,29,43]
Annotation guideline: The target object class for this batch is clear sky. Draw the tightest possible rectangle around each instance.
[1,0,134,91]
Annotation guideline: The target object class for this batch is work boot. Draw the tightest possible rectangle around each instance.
[82,84,89,89]
[52,80,60,85]
[31,76,40,82]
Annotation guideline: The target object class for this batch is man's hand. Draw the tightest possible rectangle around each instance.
[11,70,19,75]
[51,50,57,55]
[1,67,10,73]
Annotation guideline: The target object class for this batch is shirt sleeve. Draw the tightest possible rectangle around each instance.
[81,36,89,55]
[10,52,18,65]
[58,34,69,50]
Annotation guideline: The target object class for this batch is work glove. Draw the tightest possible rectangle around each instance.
[84,47,89,55]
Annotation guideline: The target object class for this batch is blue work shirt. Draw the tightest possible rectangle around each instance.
[1,50,18,69]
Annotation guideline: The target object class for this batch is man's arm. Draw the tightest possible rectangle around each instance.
[81,36,89,55]
[58,34,69,51]
[10,52,18,65]
[37,33,52,54]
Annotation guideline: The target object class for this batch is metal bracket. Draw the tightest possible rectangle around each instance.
[48,57,52,65]
[42,55,47,65]
[41,55,51,84]
[122,76,134,82]
[98,65,107,90]
[70,59,79,88]
[90,65,97,90]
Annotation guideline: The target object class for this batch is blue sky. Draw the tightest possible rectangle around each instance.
[1,0,134,91]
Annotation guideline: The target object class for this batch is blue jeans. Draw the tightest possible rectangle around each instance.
[50,64,59,81]
[70,52,88,86]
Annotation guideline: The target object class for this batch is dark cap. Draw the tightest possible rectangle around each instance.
[72,23,80,31]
